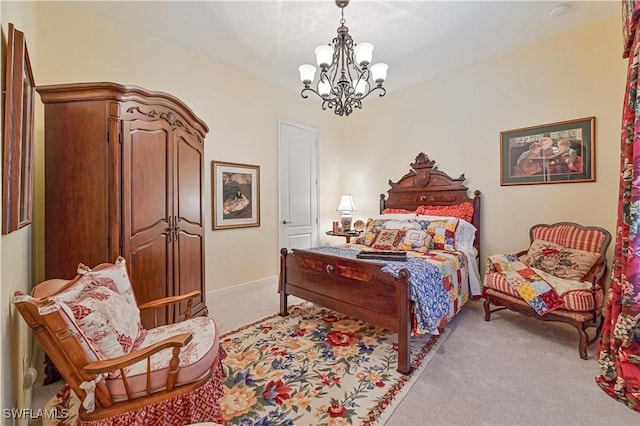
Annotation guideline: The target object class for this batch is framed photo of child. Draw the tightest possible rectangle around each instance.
[500,117,595,186]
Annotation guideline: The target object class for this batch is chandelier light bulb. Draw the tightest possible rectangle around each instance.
[298,64,316,84]
[370,63,389,84]
[354,42,374,67]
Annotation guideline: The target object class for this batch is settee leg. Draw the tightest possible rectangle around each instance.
[578,325,588,360]
[483,297,492,321]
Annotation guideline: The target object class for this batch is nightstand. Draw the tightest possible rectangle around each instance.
[326,230,360,243]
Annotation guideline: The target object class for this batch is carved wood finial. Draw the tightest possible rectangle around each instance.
[415,152,429,164]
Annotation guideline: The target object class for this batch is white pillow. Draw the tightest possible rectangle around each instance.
[454,219,477,252]
[383,220,422,230]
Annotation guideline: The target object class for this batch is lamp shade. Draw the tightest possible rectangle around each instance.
[314,45,334,68]
[299,64,316,84]
[370,63,388,83]
[336,194,356,212]
[354,42,374,66]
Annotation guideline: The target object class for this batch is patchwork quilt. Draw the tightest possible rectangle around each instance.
[307,246,470,335]
[485,254,564,316]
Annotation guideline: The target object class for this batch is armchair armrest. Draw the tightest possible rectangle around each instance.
[138,291,201,327]
[84,332,193,399]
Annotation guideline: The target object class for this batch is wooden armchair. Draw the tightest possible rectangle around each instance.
[483,222,612,359]
[13,257,226,425]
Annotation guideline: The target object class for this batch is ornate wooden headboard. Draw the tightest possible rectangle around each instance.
[379,152,481,259]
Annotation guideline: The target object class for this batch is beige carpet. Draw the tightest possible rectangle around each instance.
[31,283,639,425]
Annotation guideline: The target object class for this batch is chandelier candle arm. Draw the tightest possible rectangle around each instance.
[298,0,388,116]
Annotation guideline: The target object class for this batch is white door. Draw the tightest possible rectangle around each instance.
[278,121,318,251]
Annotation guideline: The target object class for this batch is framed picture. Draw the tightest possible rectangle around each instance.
[2,23,35,234]
[500,117,595,186]
[212,161,260,230]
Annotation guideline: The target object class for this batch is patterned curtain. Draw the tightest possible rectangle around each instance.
[595,0,640,412]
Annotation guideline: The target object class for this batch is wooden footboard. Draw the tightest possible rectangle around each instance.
[279,248,413,374]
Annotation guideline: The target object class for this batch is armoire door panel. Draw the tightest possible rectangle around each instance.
[175,230,205,319]
[129,233,172,327]
[175,129,203,227]
[127,122,172,236]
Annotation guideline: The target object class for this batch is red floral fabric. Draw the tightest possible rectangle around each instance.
[77,346,227,425]
[415,202,474,223]
[381,208,414,214]
[595,2,640,411]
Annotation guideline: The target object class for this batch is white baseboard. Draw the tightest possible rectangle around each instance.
[206,276,278,307]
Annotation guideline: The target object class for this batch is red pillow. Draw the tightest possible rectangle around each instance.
[415,202,474,222]
[381,208,414,214]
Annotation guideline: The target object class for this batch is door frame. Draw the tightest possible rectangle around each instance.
[277,119,320,251]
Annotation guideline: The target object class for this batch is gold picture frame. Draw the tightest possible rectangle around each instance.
[212,161,260,230]
[2,23,35,233]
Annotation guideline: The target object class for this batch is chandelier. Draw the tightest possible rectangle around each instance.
[298,0,388,117]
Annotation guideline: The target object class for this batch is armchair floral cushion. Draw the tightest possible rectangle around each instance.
[52,258,144,360]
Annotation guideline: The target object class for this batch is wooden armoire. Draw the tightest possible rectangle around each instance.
[37,82,208,326]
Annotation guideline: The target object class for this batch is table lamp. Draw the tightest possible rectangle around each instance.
[337,194,356,231]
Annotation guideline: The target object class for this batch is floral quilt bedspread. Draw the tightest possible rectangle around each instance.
[305,246,470,335]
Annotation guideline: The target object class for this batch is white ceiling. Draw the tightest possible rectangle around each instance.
[73,0,619,94]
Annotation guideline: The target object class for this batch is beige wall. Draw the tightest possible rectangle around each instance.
[1,1,39,422]
[342,15,625,264]
[0,1,626,419]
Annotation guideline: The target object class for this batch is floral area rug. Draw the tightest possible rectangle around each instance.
[219,302,442,425]
[42,302,443,426]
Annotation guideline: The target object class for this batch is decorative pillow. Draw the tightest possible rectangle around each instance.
[359,226,383,246]
[417,218,459,251]
[354,218,380,245]
[81,258,140,310]
[523,239,601,281]
[397,228,433,253]
[354,217,417,245]
[55,277,142,359]
[415,202,474,222]
[371,229,405,251]
[53,258,144,360]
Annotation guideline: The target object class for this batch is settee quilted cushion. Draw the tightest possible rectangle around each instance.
[105,316,220,400]
[484,271,603,311]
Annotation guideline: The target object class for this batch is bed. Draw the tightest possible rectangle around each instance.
[279,152,481,373]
